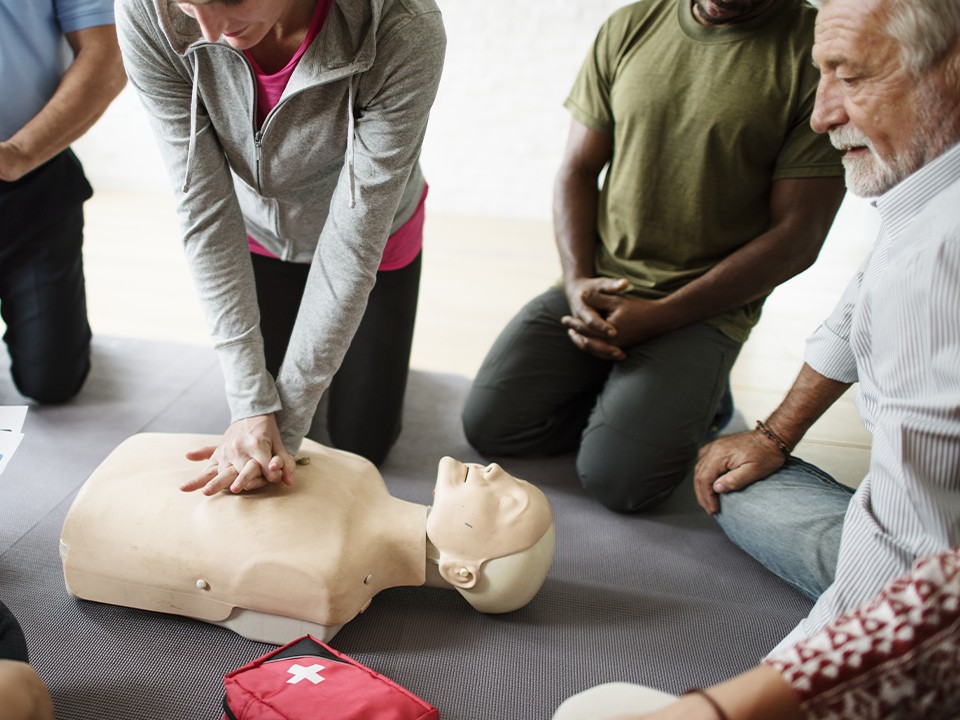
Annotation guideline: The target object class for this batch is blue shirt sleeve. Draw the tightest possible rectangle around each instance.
[55,0,115,33]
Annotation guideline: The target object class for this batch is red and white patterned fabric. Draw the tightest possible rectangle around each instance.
[765,546,960,719]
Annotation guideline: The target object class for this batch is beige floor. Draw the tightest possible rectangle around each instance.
[79,189,875,486]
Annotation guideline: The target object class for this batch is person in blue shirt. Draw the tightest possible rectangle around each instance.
[0,0,125,403]
[0,1,124,716]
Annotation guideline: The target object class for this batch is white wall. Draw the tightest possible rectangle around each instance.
[73,0,625,221]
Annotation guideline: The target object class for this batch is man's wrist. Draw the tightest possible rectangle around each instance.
[0,142,19,182]
[755,419,793,458]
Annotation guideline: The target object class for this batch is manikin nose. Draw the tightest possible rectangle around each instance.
[485,463,505,476]
[463,463,498,483]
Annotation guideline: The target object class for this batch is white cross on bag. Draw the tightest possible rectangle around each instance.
[286,663,326,685]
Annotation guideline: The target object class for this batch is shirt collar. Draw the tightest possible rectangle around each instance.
[874,141,960,239]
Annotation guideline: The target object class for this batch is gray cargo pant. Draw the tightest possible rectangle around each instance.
[462,287,741,511]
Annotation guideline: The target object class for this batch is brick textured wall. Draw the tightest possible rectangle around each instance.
[74,0,625,220]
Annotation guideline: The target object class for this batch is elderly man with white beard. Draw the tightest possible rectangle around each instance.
[549,4,960,716]
[694,0,960,654]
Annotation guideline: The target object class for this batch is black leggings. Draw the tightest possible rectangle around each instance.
[251,251,421,466]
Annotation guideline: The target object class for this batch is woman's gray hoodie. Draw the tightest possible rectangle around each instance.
[116,0,446,452]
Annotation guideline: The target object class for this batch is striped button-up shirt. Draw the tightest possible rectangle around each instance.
[776,140,960,651]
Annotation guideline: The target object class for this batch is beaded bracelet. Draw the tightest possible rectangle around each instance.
[755,419,792,459]
[683,688,730,720]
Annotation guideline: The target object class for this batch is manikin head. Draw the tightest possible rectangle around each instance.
[809,0,960,196]
[426,457,555,614]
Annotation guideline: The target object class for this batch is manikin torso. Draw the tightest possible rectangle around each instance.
[61,434,430,642]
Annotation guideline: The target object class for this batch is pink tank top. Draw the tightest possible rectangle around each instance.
[244,0,425,272]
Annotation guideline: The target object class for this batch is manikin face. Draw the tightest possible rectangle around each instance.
[692,0,776,26]
[176,0,305,49]
[426,458,553,569]
[810,0,956,197]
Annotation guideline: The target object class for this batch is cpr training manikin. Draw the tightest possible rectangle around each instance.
[59,433,555,644]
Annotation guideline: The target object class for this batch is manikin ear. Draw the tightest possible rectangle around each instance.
[438,558,480,589]
[498,492,529,521]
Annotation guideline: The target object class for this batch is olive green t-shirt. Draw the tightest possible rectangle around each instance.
[564,0,843,342]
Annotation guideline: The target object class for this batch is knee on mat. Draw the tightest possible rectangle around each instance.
[461,399,511,455]
[577,457,679,513]
[577,432,690,512]
[12,358,89,404]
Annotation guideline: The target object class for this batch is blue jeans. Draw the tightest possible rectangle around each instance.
[715,457,855,600]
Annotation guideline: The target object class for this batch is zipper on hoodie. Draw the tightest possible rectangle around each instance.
[254,130,264,190]
[247,64,313,194]
[251,82,339,195]
[243,49,265,194]
[201,42,358,196]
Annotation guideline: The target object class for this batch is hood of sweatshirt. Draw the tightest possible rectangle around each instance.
[153,0,380,67]
[152,0,382,198]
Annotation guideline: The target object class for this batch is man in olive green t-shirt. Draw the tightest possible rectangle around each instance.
[462,0,846,513]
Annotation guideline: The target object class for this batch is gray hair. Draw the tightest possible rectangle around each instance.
[809,0,960,75]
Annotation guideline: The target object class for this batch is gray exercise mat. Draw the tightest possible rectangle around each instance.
[0,337,811,719]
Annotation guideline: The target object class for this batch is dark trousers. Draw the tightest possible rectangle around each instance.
[0,150,92,403]
[0,600,28,662]
[462,287,741,512]
[251,251,421,466]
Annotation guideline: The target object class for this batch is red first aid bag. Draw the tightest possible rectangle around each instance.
[222,635,440,720]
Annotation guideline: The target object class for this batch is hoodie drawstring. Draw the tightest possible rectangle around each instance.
[346,74,356,209]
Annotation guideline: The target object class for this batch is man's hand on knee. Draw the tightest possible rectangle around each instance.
[694,431,786,515]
